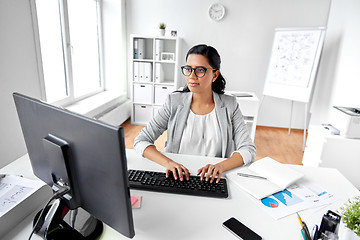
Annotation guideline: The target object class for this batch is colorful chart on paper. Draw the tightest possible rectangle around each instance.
[261,197,279,208]
[273,189,303,206]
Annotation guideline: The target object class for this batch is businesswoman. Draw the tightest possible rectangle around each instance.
[134,44,256,183]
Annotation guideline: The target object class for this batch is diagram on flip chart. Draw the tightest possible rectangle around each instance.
[269,30,322,88]
[263,28,325,103]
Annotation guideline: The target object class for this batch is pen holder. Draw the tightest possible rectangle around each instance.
[318,210,341,238]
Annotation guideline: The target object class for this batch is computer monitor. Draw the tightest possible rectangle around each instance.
[13,93,135,239]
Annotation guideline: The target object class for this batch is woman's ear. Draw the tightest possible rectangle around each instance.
[212,70,220,82]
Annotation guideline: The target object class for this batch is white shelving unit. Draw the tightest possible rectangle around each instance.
[226,91,259,141]
[130,34,181,125]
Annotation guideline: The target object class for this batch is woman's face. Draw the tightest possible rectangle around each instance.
[185,54,219,94]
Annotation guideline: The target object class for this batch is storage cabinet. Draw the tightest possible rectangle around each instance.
[154,85,174,105]
[133,105,153,124]
[130,35,181,125]
[133,83,153,104]
[303,125,360,188]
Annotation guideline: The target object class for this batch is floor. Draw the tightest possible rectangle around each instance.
[121,118,306,165]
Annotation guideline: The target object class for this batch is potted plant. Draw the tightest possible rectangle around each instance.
[159,22,166,36]
[339,196,360,240]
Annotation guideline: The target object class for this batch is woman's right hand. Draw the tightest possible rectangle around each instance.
[142,145,190,181]
[164,160,190,181]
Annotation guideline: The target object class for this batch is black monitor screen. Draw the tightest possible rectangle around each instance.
[13,93,135,238]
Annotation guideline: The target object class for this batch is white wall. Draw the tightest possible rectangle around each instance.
[311,0,360,125]
[125,0,331,128]
[0,0,42,168]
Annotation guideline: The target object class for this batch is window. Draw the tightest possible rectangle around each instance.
[35,0,103,104]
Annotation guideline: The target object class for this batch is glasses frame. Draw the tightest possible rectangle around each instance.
[181,65,216,78]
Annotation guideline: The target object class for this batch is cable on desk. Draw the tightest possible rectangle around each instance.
[28,186,70,240]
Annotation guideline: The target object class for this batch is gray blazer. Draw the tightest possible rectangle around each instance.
[134,91,256,165]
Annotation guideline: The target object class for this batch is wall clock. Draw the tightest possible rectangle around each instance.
[208,3,225,21]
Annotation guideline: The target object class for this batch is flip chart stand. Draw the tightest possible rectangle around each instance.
[260,27,326,151]
[258,97,309,151]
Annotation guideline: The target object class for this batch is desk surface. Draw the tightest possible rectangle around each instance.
[2,149,360,240]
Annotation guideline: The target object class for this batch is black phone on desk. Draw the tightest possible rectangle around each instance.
[223,217,262,240]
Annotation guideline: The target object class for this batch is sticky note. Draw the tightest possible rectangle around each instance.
[131,195,142,209]
[131,196,138,206]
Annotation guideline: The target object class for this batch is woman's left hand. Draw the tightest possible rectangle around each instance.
[197,164,224,183]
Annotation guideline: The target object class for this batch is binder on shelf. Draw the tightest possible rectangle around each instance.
[138,38,145,59]
[133,62,139,81]
[144,63,152,82]
[155,39,164,61]
[133,39,139,59]
[138,62,145,82]
[155,63,164,83]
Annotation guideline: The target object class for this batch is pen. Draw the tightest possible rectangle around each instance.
[302,221,311,240]
[296,213,303,228]
[300,229,306,240]
[237,173,267,180]
[297,213,311,240]
[312,224,319,240]
[303,222,312,240]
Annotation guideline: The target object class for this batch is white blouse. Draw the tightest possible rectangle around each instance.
[178,108,222,157]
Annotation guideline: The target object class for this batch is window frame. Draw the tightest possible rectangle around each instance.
[30,0,105,107]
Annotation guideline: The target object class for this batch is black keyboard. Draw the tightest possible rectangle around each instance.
[128,169,228,198]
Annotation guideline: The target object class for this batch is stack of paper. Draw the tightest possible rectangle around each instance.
[227,157,338,220]
[0,175,51,237]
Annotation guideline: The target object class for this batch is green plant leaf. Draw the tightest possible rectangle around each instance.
[338,196,360,236]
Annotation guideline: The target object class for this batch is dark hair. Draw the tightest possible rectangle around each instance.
[181,44,226,94]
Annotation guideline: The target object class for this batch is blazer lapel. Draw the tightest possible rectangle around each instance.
[171,92,192,152]
[214,92,228,158]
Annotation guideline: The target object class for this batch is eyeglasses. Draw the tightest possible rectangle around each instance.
[181,65,216,78]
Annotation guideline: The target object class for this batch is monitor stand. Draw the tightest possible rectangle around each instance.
[33,198,103,240]
[35,134,103,239]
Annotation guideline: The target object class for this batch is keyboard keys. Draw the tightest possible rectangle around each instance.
[128,169,228,198]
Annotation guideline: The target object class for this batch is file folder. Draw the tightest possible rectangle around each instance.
[133,39,139,59]
[144,63,152,82]
[138,38,145,59]
[138,62,145,82]
[155,63,163,83]
[155,39,164,61]
[133,62,139,81]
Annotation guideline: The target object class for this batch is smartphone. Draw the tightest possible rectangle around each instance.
[222,217,262,240]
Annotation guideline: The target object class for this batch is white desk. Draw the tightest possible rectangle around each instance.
[2,149,360,240]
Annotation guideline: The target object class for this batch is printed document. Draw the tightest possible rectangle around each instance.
[252,180,338,220]
[0,175,44,217]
